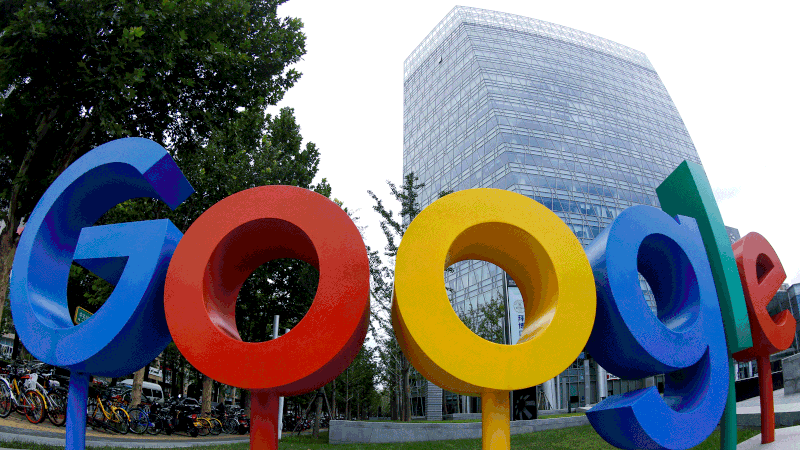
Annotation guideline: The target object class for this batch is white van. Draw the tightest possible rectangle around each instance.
[119,379,165,404]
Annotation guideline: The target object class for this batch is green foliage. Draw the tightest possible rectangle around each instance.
[367,173,426,421]
[330,345,380,419]
[458,294,506,344]
[0,0,308,341]
[0,0,306,225]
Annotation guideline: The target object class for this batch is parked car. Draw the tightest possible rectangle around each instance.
[118,379,165,404]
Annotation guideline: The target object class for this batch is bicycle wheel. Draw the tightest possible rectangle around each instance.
[195,418,210,436]
[47,391,67,426]
[0,384,12,418]
[127,407,148,434]
[86,401,96,426]
[113,409,130,434]
[90,403,105,429]
[209,417,222,435]
[147,416,163,435]
[23,390,45,424]
[223,418,238,434]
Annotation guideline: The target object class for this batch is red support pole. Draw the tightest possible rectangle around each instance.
[757,356,774,444]
[251,390,280,450]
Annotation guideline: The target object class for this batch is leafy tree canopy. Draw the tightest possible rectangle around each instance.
[0,0,307,326]
[1,0,304,218]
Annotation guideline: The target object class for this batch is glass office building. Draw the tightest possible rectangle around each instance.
[403,7,704,416]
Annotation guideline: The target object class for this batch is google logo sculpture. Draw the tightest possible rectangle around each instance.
[10,137,796,450]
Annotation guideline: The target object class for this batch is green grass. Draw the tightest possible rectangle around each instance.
[537,412,586,419]
[0,426,761,450]
[366,412,585,423]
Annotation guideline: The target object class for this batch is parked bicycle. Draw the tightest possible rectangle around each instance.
[87,387,130,434]
[32,368,68,426]
[212,403,241,435]
[0,361,46,424]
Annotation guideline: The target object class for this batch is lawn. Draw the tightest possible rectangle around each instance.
[364,412,586,423]
[0,426,760,450]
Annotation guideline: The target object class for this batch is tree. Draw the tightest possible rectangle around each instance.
[0,0,306,329]
[458,294,506,345]
[367,173,425,422]
[329,345,378,421]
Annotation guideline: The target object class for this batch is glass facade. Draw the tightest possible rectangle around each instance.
[403,7,705,413]
[403,6,703,319]
[783,283,800,355]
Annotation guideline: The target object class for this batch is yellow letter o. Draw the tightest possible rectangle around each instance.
[393,188,596,395]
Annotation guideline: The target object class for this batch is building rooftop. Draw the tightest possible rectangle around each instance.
[404,5,653,80]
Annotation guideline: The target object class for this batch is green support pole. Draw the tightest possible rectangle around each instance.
[720,357,738,450]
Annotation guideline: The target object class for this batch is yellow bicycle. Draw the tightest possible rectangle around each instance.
[87,390,130,434]
[197,414,223,435]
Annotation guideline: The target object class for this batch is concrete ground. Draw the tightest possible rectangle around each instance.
[737,425,800,450]
[0,412,249,448]
[736,388,800,413]
[736,388,800,449]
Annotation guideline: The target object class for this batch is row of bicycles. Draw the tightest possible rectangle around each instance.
[0,360,250,437]
[122,396,251,437]
[0,360,67,426]
[282,413,329,432]
[85,386,251,437]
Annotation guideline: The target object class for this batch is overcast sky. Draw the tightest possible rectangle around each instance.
[269,1,800,285]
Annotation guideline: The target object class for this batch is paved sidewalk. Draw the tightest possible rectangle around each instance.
[735,388,800,429]
[737,425,800,449]
[736,388,800,449]
[736,388,800,413]
[0,423,248,448]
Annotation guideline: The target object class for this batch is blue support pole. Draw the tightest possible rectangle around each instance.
[66,372,90,450]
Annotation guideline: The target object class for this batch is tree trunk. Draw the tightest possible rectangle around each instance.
[201,375,213,415]
[312,391,323,438]
[0,107,61,331]
[0,238,18,331]
[131,366,147,407]
[345,368,350,420]
[332,377,337,418]
[11,332,22,360]
[402,357,411,421]
[390,385,398,420]
[177,355,185,396]
[241,389,251,415]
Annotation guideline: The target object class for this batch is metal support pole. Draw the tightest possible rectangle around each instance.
[583,358,591,406]
[597,363,607,401]
[66,372,90,450]
[555,374,561,410]
[481,390,510,450]
[273,315,284,440]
